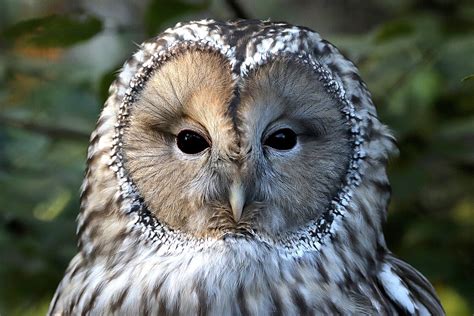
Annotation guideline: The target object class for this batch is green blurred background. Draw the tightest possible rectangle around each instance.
[0,0,472,314]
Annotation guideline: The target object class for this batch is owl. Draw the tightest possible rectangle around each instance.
[48,19,444,315]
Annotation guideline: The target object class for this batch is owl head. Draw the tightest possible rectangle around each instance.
[79,19,396,258]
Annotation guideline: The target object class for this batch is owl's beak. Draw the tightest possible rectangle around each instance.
[229,180,245,222]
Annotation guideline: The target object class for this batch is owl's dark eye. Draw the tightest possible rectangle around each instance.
[177,130,210,154]
[264,128,297,150]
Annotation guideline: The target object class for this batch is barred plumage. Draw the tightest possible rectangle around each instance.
[49,19,444,315]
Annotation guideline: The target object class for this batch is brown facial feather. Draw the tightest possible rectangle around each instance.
[124,50,237,237]
[124,50,351,237]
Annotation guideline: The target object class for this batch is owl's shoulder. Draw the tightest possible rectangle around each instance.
[376,254,445,315]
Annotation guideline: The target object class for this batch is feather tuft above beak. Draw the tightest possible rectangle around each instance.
[229,180,245,222]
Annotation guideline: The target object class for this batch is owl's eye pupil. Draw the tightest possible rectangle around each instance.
[265,128,297,150]
[177,130,210,154]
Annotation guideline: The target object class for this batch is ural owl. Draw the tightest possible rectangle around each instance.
[49,19,444,315]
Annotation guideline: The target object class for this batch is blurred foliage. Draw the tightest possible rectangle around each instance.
[145,0,209,36]
[0,0,472,314]
[2,14,102,47]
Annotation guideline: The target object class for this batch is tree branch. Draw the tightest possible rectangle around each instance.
[0,114,90,141]
[225,0,249,19]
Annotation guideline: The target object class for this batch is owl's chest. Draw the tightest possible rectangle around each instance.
[72,245,360,315]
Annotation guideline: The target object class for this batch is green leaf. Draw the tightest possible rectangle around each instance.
[461,74,474,82]
[2,14,102,47]
[374,20,414,43]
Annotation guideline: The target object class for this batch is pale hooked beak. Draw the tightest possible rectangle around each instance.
[229,180,245,222]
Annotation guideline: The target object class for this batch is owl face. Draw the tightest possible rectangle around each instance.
[123,48,351,238]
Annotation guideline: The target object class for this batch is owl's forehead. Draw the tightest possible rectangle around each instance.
[140,20,322,79]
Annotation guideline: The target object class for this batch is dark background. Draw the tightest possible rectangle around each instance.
[0,0,472,314]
